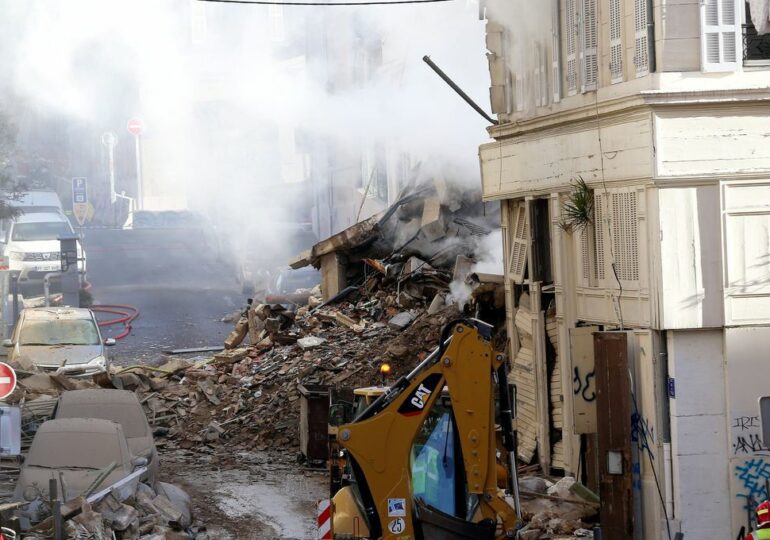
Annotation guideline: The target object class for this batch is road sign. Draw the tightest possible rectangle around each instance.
[72,177,88,204]
[127,118,144,136]
[101,131,118,148]
[72,177,88,226]
[0,363,17,401]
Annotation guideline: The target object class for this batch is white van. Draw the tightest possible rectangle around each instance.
[4,213,86,283]
[6,191,65,215]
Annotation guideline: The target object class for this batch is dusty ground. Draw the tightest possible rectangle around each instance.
[163,451,326,539]
[82,227,327,538]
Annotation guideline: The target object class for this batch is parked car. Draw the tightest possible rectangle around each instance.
[3,212,86,284]
[5,190,65,216]
[3,308,114,378]
[13,418,146,528]
[54,389,159,485]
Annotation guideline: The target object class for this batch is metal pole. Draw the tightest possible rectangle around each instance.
[108,141,116,205]
[10,274,18,325]
[108,140,116,227]
[422,55,498,125]
[49,478,62,540]
[134,135,143,210]
[44,275,50,308]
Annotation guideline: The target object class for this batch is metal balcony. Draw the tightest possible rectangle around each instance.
[743,24,770,65]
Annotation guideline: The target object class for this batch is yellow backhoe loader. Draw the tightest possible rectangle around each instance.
[329,318,522,540]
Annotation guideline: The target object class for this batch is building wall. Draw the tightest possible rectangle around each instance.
[667,329,731,539]
[725,326,770,534]
[482,0,770,536]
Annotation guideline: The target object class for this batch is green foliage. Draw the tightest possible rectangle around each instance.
[559,177,594,232]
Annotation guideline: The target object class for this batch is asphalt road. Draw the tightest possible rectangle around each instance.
[81,228,245,365]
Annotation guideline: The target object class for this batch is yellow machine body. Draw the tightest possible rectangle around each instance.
[332,320,518,540]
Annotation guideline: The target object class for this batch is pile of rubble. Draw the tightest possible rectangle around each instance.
[22,480,204,540]
[516,476,599,539]
[127,295,462,459]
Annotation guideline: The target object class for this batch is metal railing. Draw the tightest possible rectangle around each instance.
[743,24,770,65]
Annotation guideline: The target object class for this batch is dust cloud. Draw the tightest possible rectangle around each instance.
[0,0,491,258]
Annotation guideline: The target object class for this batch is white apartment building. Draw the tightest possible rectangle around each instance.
[480,0,770,537]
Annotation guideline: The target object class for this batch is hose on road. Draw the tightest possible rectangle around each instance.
[91,304,139,340]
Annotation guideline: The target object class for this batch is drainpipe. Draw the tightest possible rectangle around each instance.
[647,0,657,73]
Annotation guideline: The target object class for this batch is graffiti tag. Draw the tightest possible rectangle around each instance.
[731,416,770,456]
[736,459,770,512]
[572,367,596,402]
[631,412,655,459]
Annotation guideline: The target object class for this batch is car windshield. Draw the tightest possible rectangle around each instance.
[12,222,71,241]
[27,431,122,469]
[57,403,148,438]
[20,319,100,346]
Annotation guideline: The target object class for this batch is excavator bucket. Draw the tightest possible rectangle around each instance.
[415,498,496,540]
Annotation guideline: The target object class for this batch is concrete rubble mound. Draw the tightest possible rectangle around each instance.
[0,177,602,536]
[21,480,205,540]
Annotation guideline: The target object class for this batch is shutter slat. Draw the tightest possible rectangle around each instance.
[552,0,562,102]
[508,201,529,283]
[566,0,578,95]
[581,0,598,92]
[634,0,649,76]
[701,0,741,71]
[610,0,623,83]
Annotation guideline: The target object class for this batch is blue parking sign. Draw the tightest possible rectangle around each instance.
[72,177,87,204]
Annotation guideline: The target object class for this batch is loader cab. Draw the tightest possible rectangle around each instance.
[333,388,482,539]
[409,393,470,518]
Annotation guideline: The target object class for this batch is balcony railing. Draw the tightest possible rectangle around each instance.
[743,23,770,65]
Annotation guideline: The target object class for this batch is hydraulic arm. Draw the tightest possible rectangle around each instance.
[332,318,520,540]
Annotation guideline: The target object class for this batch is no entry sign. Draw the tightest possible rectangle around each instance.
[127,118,144,136]
[0,363,17,400]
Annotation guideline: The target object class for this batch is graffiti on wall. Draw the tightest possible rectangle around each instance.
[732,416,770,456]
[631,412,655,459]
[736,459,770,512]
[572,366,596,402]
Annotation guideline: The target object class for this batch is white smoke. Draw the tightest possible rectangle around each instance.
[447,228,504,307]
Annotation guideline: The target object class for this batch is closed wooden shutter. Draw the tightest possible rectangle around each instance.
[701,0,741,72]
[581,0,598,92]
[610,0,623,83]
[611,191,640,282]
[512,298,538,463]
[594,192,607,282]
[507,201,529,284]
[634,0,649,76]
[566,0,578,95]
[552,0,562,103]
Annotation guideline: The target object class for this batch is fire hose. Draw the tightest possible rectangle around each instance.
[91,304,139,340]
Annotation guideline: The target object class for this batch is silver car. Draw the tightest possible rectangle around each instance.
[4,308,114,378]
[54,389,159,486]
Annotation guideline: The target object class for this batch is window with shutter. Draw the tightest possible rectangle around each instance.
[540,42,549,106]
[580,224,599,287]
[552,0,562,102]
[507,201,529,284]
[566,0,578,95]
[610,0,623,83]
[701,0,741,72]
[581,0,598,92]
[594,192,606,281]
[611,191,639,282]
[535,44,544,108]
[634,0,649,76]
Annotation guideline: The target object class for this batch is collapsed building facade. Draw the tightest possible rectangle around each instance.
[481,0,770,538]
